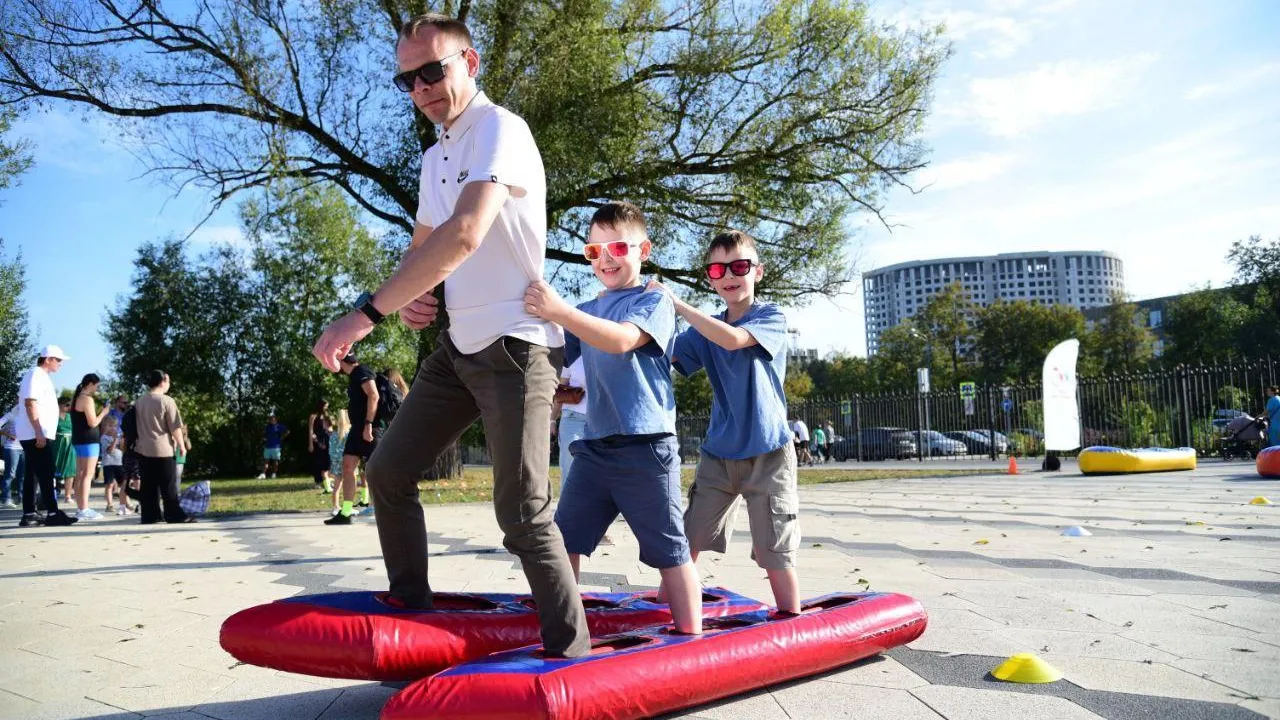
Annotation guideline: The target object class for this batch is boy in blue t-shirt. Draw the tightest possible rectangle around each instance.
[525,201,702,634]
[650,230,800,613]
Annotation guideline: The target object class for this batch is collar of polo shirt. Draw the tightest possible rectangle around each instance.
[440,91,493,146]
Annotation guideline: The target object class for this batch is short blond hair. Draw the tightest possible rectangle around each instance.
[398,14,473,47]
[590,201,648,241]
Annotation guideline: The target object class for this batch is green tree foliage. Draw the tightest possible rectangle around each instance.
[784,368,814,406]
[104,188,418,475]
[912,281,974,385]
[673,371,713,417]
[1086,295,1155,375]
[0,109,32,193]
[973,301,1085,385]
[1161,286,1253,364]
[0,240,34,409]
[1,0,948,301]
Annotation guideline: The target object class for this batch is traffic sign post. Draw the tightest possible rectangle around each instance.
[959,381,976,400]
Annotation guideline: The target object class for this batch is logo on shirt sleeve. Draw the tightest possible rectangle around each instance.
[457,170,469,183]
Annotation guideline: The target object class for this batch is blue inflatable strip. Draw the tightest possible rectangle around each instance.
[436,592,885,677]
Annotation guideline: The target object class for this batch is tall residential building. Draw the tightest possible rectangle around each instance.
[863,251,1125,355]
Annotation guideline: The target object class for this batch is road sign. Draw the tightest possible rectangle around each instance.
[959,381,976,400]
[1002,398,1014,412]
[964,398,976,416]
[917,367,931,394]
[840,400,851,419]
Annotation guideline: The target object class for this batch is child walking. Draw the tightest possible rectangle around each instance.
[524,201,702,634]
[650,230,801,613]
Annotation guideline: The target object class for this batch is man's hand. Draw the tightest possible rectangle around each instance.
[313,311,375,372]
[35,434,46,449]
[362,424,374,443]
[524,281,572,323]
[401,291,440,330]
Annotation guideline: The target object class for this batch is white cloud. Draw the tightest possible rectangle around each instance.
[1184,61,1280,101]
[10,107,139,175]
[187,225,247,247]
[950,54,1157,136]
[918,152,1019,191]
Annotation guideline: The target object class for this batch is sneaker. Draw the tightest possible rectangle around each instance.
[0,500,16,509]
[116,505,128,516]
[18,513,41,527]
[256,473,267,480]
[357,501,370,508]
[43,511,78,527]
[359,506,374,516]
[269,473,276,479]
[324,512,352,525]
[330,508,340,516]
[77,508,104,520]
[105,504,115,513]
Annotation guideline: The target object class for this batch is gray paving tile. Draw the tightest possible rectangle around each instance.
[910,685,1105,720]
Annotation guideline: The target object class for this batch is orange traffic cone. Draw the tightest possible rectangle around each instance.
[1008,456,1018,475]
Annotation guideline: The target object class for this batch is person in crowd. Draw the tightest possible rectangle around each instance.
[650,229,801,614]
[173,430,191,498]
[108,395,128,427]
[70,373,111,520]
[326,355,378,525]
[790,416,812,466]
[257,413,289,479]
[16,346,76,527]
[308,399,332,490]
[99,415,129,514]
[1266,386,1280,448]
[812,423,827,464]
[824,421,836,462]
[525,201,702,635]
[53,397,75,499]
[551,357,588,494]
[327,409,349,509]
[133,370,192,524]
[1,406,25,509]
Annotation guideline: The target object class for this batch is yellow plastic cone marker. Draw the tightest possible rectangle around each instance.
[1249,496,1272,506]
[991,653,1063,684]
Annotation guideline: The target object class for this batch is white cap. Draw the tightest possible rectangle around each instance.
[39,344,70,360]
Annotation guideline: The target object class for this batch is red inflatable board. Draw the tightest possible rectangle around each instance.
[382,592,928,720]
[1259,446,1280,478]
[220,588,765,680]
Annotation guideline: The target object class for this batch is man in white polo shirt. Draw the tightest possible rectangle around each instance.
[16,345,77,527]
[312,13,588,657]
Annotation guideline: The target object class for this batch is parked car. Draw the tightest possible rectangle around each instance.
[831,427,918,461]
[943,430,1007,455]
[911,430,968,456]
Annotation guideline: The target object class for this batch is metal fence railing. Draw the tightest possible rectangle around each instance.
[675,356,1278,463]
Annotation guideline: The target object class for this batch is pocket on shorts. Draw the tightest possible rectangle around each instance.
[648,437,679,470]
[769,492,801,553]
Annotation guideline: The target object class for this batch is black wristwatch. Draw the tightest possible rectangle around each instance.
[354,291,385,325]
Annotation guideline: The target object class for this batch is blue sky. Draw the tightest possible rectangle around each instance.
[2,0,1278,388]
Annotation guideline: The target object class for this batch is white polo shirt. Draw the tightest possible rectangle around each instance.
[15,366,58,441]
[416,91,563,354]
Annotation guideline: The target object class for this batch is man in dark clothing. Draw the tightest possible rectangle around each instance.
[326,354,378,525]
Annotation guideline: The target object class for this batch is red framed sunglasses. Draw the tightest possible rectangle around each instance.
[583,241,641,261]
[706,259,757,280]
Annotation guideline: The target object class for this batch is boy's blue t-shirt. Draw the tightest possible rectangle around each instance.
[672,302,791,460]
[264,423,287,448]
[564,285,677,440]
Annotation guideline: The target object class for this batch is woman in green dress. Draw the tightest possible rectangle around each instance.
[53,397,76,499]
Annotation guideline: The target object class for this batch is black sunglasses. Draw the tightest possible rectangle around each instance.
[706,259,757,280]
[393,50,466,92]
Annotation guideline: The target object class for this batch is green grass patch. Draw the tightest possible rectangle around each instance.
[205,466,989,516]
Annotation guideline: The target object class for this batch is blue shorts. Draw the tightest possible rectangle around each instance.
[554,434,690,569]
[74,443,98,459]
[264,447,282,461]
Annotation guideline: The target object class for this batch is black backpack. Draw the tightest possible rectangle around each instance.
[374,373,404,425]
[121,407,138,451]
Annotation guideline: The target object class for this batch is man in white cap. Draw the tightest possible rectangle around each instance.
[16,345,77,527]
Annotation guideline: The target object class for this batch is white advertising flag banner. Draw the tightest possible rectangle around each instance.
[1043,339,1081,452]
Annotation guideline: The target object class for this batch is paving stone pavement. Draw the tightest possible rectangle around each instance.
[1,461,1277,719]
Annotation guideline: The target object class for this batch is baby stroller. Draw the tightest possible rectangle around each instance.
[1220,414,1268,460]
